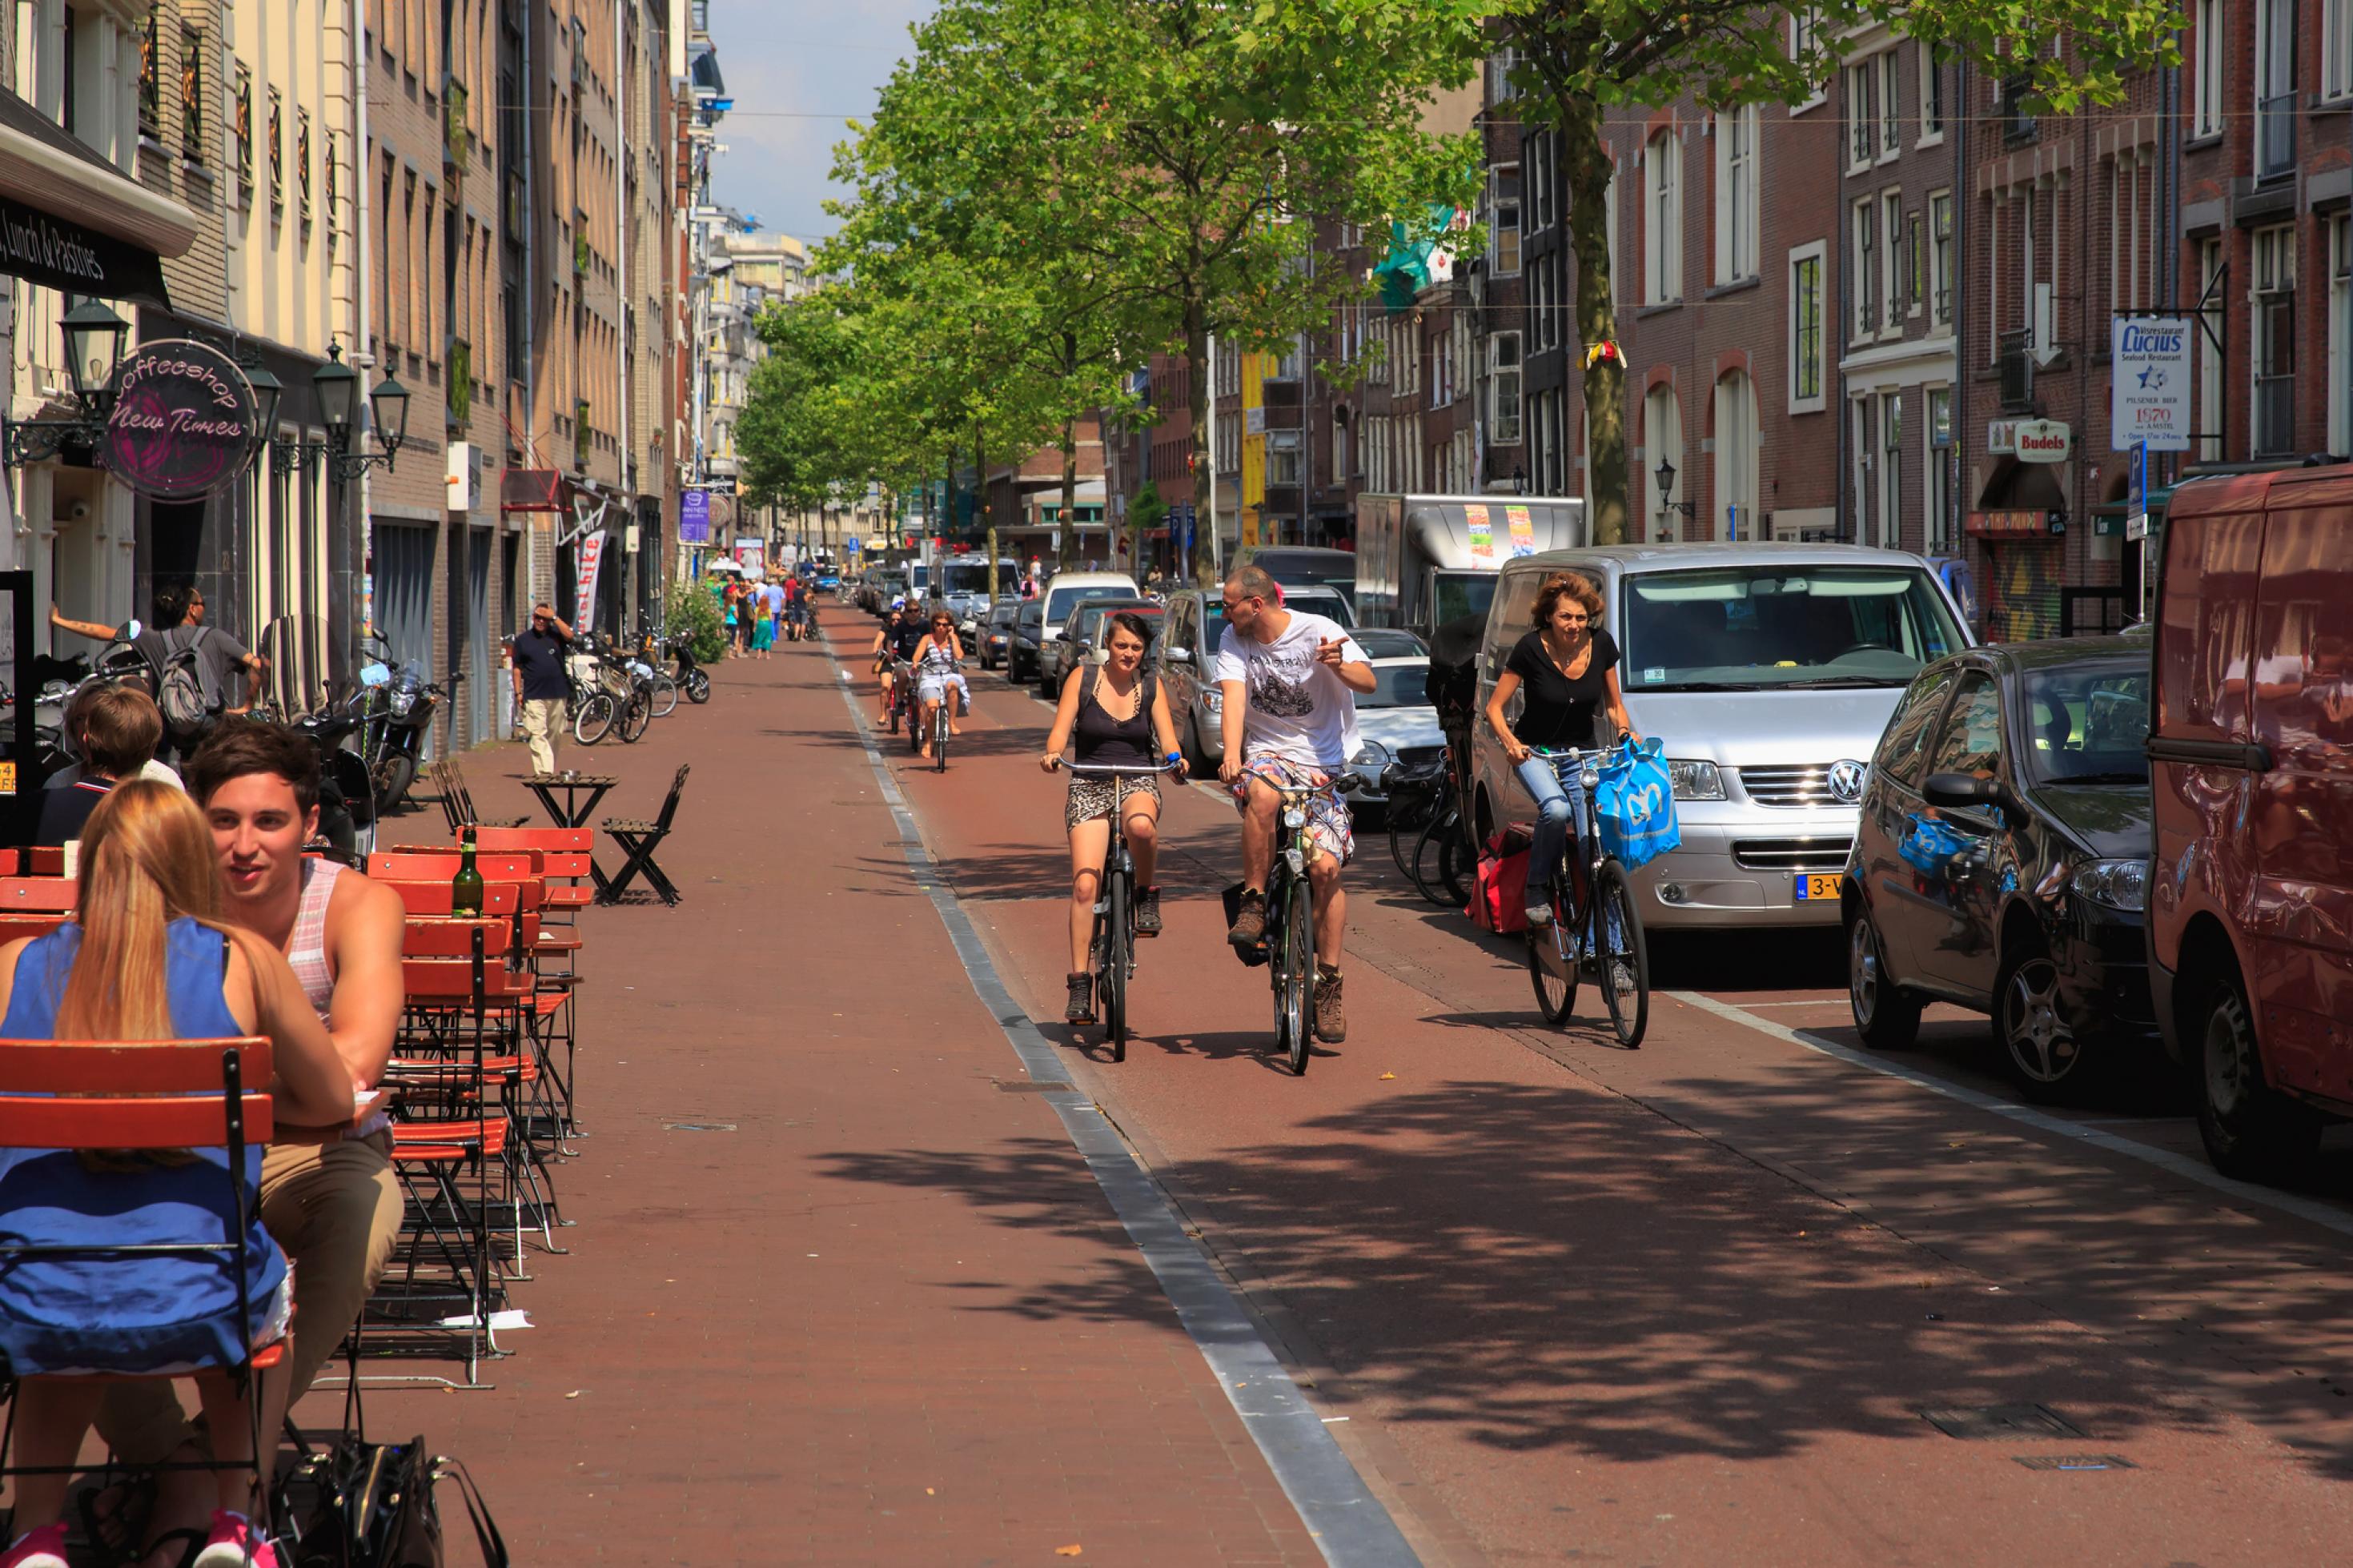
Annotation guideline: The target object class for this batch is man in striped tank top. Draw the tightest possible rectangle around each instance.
[93,725,408,1563]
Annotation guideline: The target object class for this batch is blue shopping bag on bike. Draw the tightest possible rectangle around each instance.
[1594,737,1680,872]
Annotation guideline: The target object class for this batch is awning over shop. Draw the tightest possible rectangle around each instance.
[0,88,197,310]
[502,469,564,512]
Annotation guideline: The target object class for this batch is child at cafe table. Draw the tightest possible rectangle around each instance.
[0,782,355,1568]
[85,725,408,1568]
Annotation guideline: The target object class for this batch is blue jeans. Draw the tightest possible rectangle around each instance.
[1516,754,1589,905]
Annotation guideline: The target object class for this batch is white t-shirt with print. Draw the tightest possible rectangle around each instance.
[1214,611,1365,771]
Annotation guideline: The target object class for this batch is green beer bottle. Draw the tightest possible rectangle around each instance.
[452,827,484,916]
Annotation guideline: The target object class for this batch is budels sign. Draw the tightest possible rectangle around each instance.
[2014,419,2071,463]
[2110,316,2191,451]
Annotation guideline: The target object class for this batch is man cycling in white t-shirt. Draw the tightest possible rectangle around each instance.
[1215,563,1375,1044]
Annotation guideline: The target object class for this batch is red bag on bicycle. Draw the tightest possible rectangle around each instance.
[1468,827,1533,935]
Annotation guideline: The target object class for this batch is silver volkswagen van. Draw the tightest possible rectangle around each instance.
[1471,543,1973,930]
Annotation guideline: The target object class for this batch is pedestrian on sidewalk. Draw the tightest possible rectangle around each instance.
[721,582,742,658]
[1041,613,1187,1024]
[751,592,776,660]
[509,602,573,776]
[1216,564,1373,1045]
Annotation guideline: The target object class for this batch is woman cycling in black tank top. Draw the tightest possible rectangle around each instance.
[1041,612,1188,1022]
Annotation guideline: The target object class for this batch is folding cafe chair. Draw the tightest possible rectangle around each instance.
[598,764,690,906]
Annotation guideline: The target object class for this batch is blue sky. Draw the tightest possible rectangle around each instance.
[705,0,934,251]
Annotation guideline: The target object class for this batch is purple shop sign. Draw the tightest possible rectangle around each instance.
[680,488,711,543]
[101,340,259,501]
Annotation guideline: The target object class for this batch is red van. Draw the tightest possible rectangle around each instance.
[2148,460,2353,1179]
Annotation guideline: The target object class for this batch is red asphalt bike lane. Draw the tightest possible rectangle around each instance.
[353,640,1321,1565]
[850,620,2353,1565]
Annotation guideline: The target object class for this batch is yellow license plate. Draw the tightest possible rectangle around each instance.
[1795,873,1845,901]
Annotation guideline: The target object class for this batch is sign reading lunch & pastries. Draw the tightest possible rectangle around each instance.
[100,340,259,500]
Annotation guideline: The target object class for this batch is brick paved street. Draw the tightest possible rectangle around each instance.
[329,624,2353,1566]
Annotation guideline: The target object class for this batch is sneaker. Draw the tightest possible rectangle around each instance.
[1227,888,1267,948]
[1134,886,1162,936]
[1065,972,1097,1025]
[192,1513,279,1568]
[1313,964,1347,1044]
[2,1524,70,1568]
[1611,960,1637,999]
[1524,900,1554,927]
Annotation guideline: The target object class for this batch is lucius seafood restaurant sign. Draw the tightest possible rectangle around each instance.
[100,340,259,500]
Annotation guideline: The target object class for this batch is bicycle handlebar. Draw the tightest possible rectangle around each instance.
[1060,760,1183,776]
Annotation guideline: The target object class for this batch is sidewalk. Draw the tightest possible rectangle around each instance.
[356,647,1322,1564]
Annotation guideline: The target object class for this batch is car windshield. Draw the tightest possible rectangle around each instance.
[1620,566,1963,692]
[1283,590,1356,628]
[1077,606,1159,641]
[1046,583,1134,622]
[941,561,999,596]
[1359,664,1430,708]
[1431,572,1497,629]
[2022,658,2150,785]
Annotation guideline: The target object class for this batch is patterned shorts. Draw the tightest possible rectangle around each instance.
[1066,772,1162,831]
[1230,756,1353,866]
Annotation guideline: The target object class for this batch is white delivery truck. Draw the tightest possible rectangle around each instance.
[1353,493,1588,644]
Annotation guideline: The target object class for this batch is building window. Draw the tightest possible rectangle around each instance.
[1918,44,1945,141]
[1489,165,1520,276]
[1526,132,1552,234]
[1491,46,1519,100]
[2252,224,2296,455]
[1642,386,1683,541]
[234,64,252,192]
[2329,214,2350,459]
[1879,50,1901,158]
[1714,105,1758,284]
[1266,429,1302,487]
[2194,0,2226,133]
[1789,244,1825,411]
[1905,207,1923,315]
[1925,387,1953,551]
[1880,391,1905,548]
[2257,0,2296,178]
[1790,9,1825,109]
[2196,237,2224,461]
[1644,128,1680,304]
[1851,195,1877,338]
[1713,371,1757,542]
[1489,332,1523,445]
[1929,190,1953,327]
[1845,60,1875,170]
[2329,0,2353,99]
[1881,190,1903,335]
[295,109,311,224]
[267,87,283,212]
[180,28,205,164]
[139,9,162,137]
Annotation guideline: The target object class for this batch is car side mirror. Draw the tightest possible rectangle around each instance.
[1922,771,2026,826]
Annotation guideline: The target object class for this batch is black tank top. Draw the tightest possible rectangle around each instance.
[1074,667,1154,767]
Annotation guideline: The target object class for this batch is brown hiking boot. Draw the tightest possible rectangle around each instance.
[1065,972,1096,1025]
[1313,964,1347,1043]
[1226,888,1267,948]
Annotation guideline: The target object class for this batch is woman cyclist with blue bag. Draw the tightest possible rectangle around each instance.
[1484,572,1640,928]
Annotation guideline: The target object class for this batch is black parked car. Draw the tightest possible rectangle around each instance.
[1007,600,1046,684]
[979,600,1020,671]
[1844,634,2154,1099]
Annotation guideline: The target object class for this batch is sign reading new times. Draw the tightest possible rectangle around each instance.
[100,341,259,501]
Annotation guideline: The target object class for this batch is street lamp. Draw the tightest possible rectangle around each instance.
[240,364,283,450]
[2,299,131,467]
[273,345,409,479]
[1654,455,1696,539]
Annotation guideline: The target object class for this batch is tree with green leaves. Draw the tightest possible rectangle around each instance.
[846,0,1486,581]
[1480,0,2180,543]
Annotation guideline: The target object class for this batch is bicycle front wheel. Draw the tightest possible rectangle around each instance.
[1592,860,1652,1049]
[650,673,681,716]
[1279,876,1315,1075]
[617,692,652,744]
[934,703,950,772]
[1527,870,1579,1025]
[573,692,616,745]
[1101,869,1129,1061]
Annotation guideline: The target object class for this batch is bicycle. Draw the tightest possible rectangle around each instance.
[1521,746,1651,1049]
[1383,750,1472,908]
[923,658,964,772]
[568,662,616,745]
[1062,760,1180,1061]
[1242,776,1361,1076]
[890,659,922,753]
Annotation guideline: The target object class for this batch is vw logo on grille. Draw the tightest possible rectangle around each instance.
[1828,759,1869,804]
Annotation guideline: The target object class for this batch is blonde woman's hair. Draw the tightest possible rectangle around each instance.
[54,780,224,1042]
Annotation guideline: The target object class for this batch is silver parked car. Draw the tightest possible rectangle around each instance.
[1470,543,1973,930]
[1161,588,1230,768]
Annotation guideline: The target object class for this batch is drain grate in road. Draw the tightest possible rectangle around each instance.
[996,1081,1074,1094]
[1919,1405,2088,1441]
[663,1122,738,1133]
[2012,1454,2134,1472]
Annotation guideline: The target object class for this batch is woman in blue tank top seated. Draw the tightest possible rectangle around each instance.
[0,782,352,1568]
[1039,612,1187,1024]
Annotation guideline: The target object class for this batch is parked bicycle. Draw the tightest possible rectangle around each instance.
[1523,747,1651,1048]
[1062,760,1180,1060]
[1383,748,1472,908]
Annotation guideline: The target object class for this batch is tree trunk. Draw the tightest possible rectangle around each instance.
[1058,417,1078,571]
[1183,293,1210,584]
[978,421,998,603]
[1560,97,1629,547]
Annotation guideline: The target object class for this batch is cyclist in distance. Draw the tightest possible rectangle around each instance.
[1216,563,1373,1044]
[1483,571,1640,928]
[911,608,970,760]
[868,605,907,724]
[1041,612,1187,1024]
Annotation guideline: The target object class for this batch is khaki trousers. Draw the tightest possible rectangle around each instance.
[95,1132,403,1462]
[518,696,564,776]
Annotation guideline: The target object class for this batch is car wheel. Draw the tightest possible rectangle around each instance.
[1848,904,1921,1049]
[2196,964,2322,1181]
[1996,942,2098,1100]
